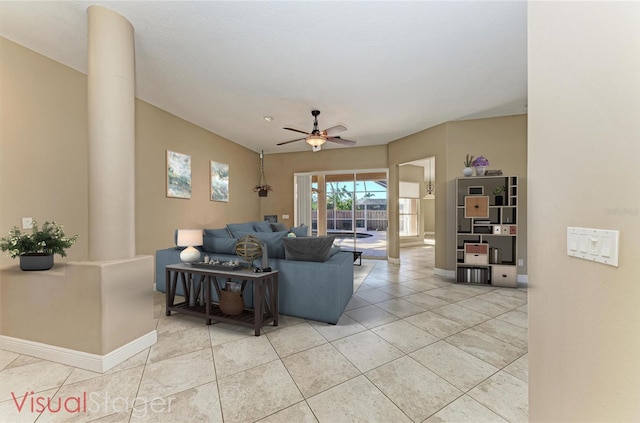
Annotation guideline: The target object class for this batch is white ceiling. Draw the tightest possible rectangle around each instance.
[0,1,527,154]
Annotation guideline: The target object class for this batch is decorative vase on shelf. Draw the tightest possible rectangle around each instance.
[463,167,473,177]
[19,253,54,271]
[475,166,487,176]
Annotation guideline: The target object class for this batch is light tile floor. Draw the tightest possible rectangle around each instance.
[0,245,528,422]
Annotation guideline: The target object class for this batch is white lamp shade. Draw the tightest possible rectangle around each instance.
[176,229,203,247]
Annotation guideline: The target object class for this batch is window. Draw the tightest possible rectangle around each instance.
[399,198,419,237]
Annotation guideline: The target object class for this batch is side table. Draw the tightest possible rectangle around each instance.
[341,250,363,266]
[165,264,278,336]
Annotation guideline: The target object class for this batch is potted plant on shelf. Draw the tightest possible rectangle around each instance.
[493,185,506,205]
[0,221,78,271]
[463,154,474,177]
[472,155,490,176]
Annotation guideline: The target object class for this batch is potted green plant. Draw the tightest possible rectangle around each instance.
[463,154,474,177]
[0,221,78,271]
[493,185,506,205]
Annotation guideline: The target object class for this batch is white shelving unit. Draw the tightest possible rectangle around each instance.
[455,175,518,287]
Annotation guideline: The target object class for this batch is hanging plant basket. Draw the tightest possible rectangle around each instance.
[254,151,273,197]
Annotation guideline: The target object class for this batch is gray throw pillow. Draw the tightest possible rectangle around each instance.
[204,228,232,238]
[203,236,237,254]
[289,225,309,237]
[283,236,335,262]
[270,222,287,232]
[252,221,273,232]
[227,222,256,237]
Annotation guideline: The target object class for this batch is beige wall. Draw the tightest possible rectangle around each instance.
[261,145,388,227]
[388,116,526,273]
[423,198,435,233]
[445,115,528,275]
[0,37,89,265]
[389,123,448,265]
[529,2,640,421]
[135,101,260,255]
[0,37,261,265]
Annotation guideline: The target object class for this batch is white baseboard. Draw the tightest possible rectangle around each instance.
[387,257,401,264]
[0,330,157,373]
[435,268,455,279]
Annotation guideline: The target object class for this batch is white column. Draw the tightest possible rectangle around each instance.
[87,6,135,260]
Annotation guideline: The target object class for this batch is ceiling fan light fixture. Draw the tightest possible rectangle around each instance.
[306,134,326,147]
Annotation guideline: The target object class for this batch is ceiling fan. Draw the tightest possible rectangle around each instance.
[277,110,356,152]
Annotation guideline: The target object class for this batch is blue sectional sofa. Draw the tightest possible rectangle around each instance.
[155,222,354,324]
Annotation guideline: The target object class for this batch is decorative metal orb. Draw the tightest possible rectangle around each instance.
[235,235,262,262]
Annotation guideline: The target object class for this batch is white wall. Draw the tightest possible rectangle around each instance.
[529,2,640,421]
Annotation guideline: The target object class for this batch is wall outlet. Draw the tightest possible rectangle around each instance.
[518,259,524,267]
[22,217,33,229]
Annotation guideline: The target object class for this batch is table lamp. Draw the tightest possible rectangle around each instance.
[177,229,203,263]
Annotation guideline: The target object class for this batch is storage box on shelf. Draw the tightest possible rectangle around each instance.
[456,175,518,287]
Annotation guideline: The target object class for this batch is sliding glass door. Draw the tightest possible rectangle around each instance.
[307,171,387,258]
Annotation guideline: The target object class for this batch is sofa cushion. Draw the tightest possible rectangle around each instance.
[233,230,288,259]
[289,225,309,237]
[283,236,336,262]
[227,223,256,237]
[203,236,237,254]
[270,222,287,232]
[204,228,231,238]
[252,221,273,232]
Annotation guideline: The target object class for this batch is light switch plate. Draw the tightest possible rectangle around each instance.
[22,217,33,229]
[567,227,619,267]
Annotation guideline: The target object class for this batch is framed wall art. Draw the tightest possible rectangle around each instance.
[166,150,191,199]
[210,160,229,202]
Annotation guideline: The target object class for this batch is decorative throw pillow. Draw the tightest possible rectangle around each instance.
[270,222,287,232]
[204,228,232,238]
[289,225,309,237]
[283,236,335,262]
[227,222,257,237]
[252,221,273,232]
[232,230,288,259]
[203,236,237,254]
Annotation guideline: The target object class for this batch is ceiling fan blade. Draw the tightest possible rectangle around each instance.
[327,136,356,146]
[283,127,310,135]
[277,137,306,146]
[322,124,347,136]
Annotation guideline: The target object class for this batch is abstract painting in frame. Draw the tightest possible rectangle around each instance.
[210,160,229,202]
[166,150,191,199]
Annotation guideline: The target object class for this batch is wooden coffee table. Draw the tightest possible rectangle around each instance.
[165,263,278,336]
